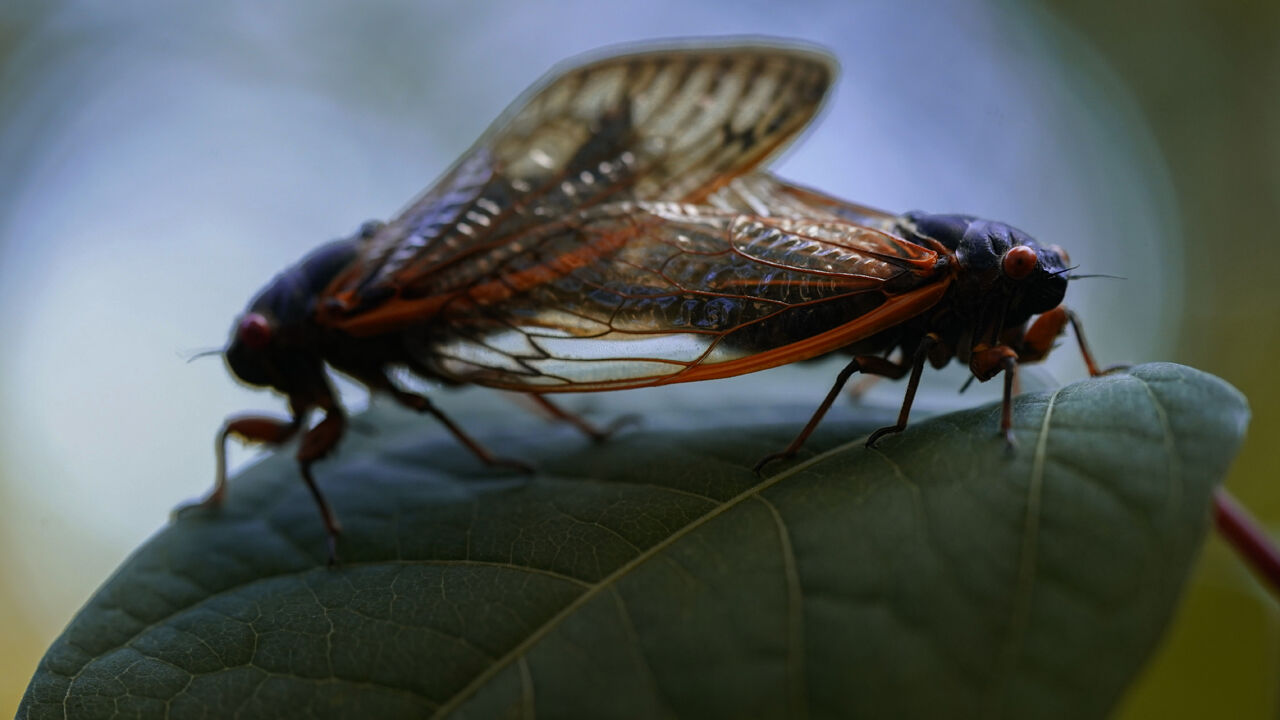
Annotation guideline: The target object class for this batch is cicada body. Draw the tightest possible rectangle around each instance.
[208,42,1104,561]
[207,43,838,559]
[355,171,1098,470]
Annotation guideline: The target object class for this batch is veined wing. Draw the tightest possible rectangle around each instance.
[404,202,949,392]
[325,44,837,322]
[709,172,902,231]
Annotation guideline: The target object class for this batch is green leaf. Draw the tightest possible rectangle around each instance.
[19,363,1248,719]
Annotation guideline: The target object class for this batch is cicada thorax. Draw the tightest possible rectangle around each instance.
[886,211,1070,372]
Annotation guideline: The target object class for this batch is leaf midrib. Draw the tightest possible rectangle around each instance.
[431,427,875,717]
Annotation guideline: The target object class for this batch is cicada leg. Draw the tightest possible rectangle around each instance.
[295,410,347,565]
[526,394,641,443]
[191,414,303,511]
[969,345,1020,450]
[182,412,342,563]
[1064,308,1131,376]
[754,336,935,474]
[1016,306,1068,365]
[1020,305,1126,377]
[865,334,940,448]
[1027,311,1280,596]
[369,371,534,473]
[993,305,1127,451]
[200,410,347,565]
[843,349,904,402]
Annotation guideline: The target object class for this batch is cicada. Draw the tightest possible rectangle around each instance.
[408,173,1103,472]
[204,43,839,557]
[209,42,1105,561]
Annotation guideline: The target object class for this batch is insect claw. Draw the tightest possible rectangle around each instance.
[595,413,643,442]
[866,425,902,447]
[1002,430,1018,455]
[327,527,348,566]
[752,452,790,476]
[171,494,217,522]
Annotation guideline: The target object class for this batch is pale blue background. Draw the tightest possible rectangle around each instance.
[0,0,1175,690]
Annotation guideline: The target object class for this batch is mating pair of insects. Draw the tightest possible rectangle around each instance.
[204,42,1104,561]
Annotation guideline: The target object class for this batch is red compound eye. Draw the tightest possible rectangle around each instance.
[237,313,273,349]
[1002,245,1038,280]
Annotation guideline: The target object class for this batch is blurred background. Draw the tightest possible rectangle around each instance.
[0,0,1275,715]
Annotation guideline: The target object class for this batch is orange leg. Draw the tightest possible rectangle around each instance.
[1064,308,1132,377]
[999,354,1018,450]
[1018,306,1069,364]
[970,345,1021,449]
[1022,305,1125,377]
[189,408,349,564]
[199,414,304,509]
[296,410,347,565]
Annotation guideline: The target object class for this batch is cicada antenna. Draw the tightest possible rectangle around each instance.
[1066,273,1127,281]
[181,347,224,363]
[1052,264,1126,281]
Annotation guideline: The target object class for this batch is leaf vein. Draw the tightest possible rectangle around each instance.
[518,656,535,720]
[608,586,672,718]
[1131,374,1183,525]
[754,495,808,720]
[987,384,1061,714]
[431,440,851,717]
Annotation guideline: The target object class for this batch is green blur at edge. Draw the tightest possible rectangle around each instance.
[1,0,1278,717]
[1044,0,1280,718]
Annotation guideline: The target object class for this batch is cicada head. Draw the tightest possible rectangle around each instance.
[903,212,1070,327]
[224,237,361,397]
[224,310,323,395]
[961,220,1069,324]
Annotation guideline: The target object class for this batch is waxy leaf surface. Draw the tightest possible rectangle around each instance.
[19,363,1249,719]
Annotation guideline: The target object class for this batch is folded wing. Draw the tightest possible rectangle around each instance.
[409,202,948,391]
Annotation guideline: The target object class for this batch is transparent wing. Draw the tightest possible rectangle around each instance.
[399,202,947,391]
[708,172,902,231]
[326,43,836,315]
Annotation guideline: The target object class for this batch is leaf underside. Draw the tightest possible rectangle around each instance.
[19,363,1249,720]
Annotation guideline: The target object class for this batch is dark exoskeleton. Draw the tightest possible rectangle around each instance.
[754,210,1104,471]
[213,226,536,562]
